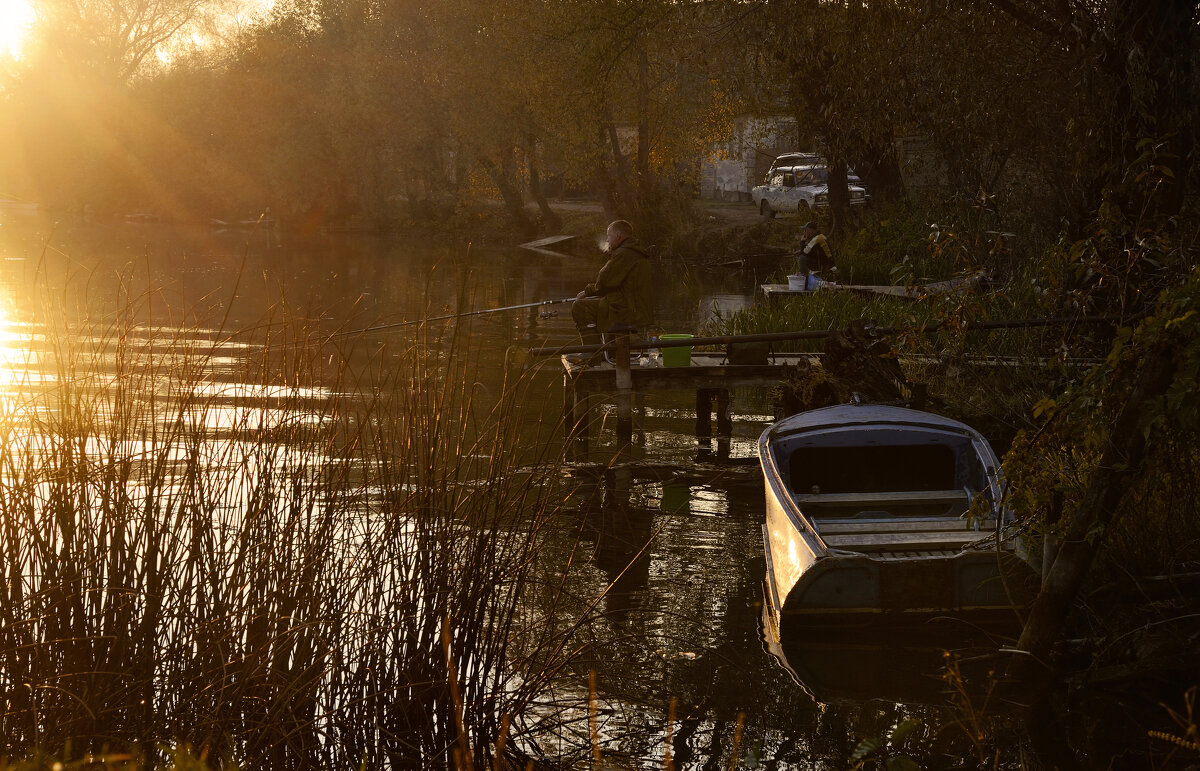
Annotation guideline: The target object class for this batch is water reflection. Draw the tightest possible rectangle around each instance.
[588,502,655,626]
[0,293,28,388]
[764,616,1018,707]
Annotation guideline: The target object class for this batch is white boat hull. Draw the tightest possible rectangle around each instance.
[759,404,1038,630]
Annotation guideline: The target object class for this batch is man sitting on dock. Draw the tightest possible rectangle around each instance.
[797,220,835,277]
[572,220,654,351]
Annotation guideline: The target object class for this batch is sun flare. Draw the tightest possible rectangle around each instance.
[0,0,34,60]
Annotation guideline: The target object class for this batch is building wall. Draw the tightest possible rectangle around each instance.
[699,115,798,201]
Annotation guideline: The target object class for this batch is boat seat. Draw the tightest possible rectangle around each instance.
[794,490,971,507]
[814,518,997,535]
[819,529,995,551]
[795,489,975,519]
[812,503,998,551]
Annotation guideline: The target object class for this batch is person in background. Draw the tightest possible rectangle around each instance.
[798,220,835,273]
[572,220,653,347]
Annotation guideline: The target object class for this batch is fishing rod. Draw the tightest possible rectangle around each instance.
[708,249,801,269]
[331,296,578,337]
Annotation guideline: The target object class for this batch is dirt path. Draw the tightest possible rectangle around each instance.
[698,200,766,226]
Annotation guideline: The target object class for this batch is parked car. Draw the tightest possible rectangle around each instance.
[764,151,862,185]
[751,165,868,218]
[765,152,821,182]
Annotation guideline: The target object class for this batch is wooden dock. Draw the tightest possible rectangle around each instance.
[559,344,818,457]
[761,283,918,300]
[529,330,839,457]
[528,314,1114,457]
[761,272,988,301]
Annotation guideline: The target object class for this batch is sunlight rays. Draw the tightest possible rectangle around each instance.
[0,0,34,60]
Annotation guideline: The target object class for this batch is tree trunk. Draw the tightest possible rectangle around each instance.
[825,158,850,234]
[1111,0,1195,221]
[604,114,637,218]
[524,135,561,232]
[479,152,535,237]
[636,42,652,212]
[858,142,905,204]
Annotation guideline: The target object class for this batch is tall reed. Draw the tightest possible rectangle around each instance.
[0,261,581,768]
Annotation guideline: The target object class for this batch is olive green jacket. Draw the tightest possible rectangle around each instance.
[583,237,654,331]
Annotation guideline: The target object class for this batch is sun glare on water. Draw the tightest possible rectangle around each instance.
[0,294,27,400]
[0,0,34,59]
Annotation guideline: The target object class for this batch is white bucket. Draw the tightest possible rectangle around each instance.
[787,274,807,291]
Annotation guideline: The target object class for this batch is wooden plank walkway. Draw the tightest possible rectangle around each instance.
[518,234,578,250]
[563,351,819,391]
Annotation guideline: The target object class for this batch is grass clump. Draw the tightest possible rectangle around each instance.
[700,289,935,353]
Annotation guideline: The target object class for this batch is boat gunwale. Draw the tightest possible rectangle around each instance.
[758,430,830,557]
[762,403,986,439]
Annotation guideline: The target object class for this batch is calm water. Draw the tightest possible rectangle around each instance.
[0,215,1019,768]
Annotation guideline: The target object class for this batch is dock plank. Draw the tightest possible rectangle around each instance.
[564,353,821,394]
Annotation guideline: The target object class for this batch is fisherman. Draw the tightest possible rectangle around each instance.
[572,219,654,348]
[797,220,835,278]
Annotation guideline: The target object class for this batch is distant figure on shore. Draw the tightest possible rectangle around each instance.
[572,220,653,347]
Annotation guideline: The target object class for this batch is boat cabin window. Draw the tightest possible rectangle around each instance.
[789,444,962,495]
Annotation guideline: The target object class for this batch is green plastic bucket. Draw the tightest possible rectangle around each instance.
[660,334,693,367]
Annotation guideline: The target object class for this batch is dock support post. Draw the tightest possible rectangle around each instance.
[614,334,633,448]
[563,368,591,462]
[635,391,646,445]
[696,389,712,443]
[715,388,732,437]
[563,373,573,438]
[563,374,579,460]
[573,391,590,460]
[697,388,732,445]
